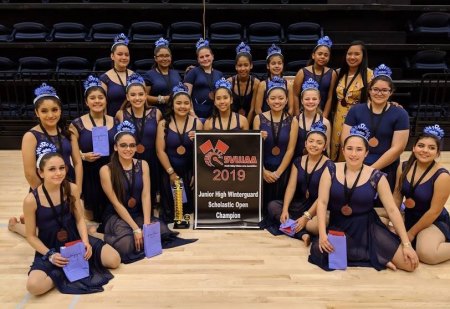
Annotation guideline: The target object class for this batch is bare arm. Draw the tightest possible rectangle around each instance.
[247,78,260,124]
[323,70,337,119]
[287,80,294,116]
[254,81,266,115]
[22,132,41,189]
[282,163,298,214]
[323,118,332,156]
[371,130,409,170]
[71,183,89,245]
[292,70,304,116]
[23,193,48,254]
[392,162,404,208]
[69,131,83,190]
[115,110,124,123]
[240,115,249,130]
[317,167,331,239]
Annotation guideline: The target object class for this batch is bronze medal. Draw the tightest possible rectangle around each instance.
[177,145,186,155]
[340,99,348,107]
[238,108,245,116]
[341,205,353,216]
[272,146,281,156]
[305,190,310,199]
[368,137,379,147]
[136,144,145,154]
[57,228,68,242]
[128,197,137,208]
[404,198,415,209]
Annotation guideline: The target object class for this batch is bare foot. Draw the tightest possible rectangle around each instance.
[8,217,19,232]
[386,261,397,271]
[302,234,311,247]
[19,214,25,224]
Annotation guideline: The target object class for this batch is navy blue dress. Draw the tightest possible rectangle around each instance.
[260,112,293,213]
[30,129,75,182]
[345,103,409,190]
[184,66,223,119]
[100,73,126,118]
[211,112,241,131]
[400,163,450,244]
[302,68,333,110]
[160,119,197,222]
[122,107,160,203]
[294,114,323,159]
[231,75,255,116]
[29,188,113,294]
[143,68,182,115]
[308,165,401,271]
[71,117,116,222]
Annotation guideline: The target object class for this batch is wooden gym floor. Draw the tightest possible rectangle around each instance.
[1,150,449,309]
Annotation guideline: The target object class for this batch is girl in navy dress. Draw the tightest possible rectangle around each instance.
[293,36,337,117]
[254,44,294,116]
[343,64,409,191]
[253,76,298,214]
[9,83,82,236]
[294,78,331,159]
[309,123,419,272]
[24,151,119,295]
[226,42,260,123]
[156,83,203,222]
[204,78,249,131]
[394,125,450,264]
[100,33,135,117]
[267,121,331,246]
[144,38,182,115]
[116,73,162,205]
[70,75,116,223]
[184,38,224,121]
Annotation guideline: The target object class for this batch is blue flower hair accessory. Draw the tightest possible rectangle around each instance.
[172,82,189,95]
[36,141,57,168]
[33,83,59,104]
[316,36,333,49]
[114,120,136,141]
[308,120,327,136]
[267,76,286,93]
[155,37,169,48]
[126,73,145,91]
[111,33,129,51]
[266,44,282,59]
[424,124,445,140]
[196,38,209,50]
[349,123,371,141]
[302,78,320,92]
[214,78,232,91]
[374,64,392,79]
[236,42,251,55]
[83,75,102,94]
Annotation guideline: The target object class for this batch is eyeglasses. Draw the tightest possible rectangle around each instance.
[118,143,137,149]
[370,88,391,95]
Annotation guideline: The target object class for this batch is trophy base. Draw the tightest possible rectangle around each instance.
[174,220,190,229]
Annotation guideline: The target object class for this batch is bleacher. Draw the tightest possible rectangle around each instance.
[0,0,449,149]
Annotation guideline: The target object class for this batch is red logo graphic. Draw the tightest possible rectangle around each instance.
[199,139,229,167]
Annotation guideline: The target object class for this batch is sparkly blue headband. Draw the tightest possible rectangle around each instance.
[266,44,282,59]
[196,38,209,50]
[423,124,445,140]
[214,78,232,91]
[236,42,251,55]
[33,83,59,104]
[302,78,320,92]
[114,120,136,141]
[374,64,392,79]
[83,75,102,94]
[308,120,327,136]
[349,123,370,141]
[267,76,286,93]
[155,37,169,48]
[111,33,129,51]
[172,82,189,95]
[316,36,333,49]
[126,73,145,92]
[36,141,57,168]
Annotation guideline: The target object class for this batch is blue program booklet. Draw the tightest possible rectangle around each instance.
[143,222,162,258]
[60,241,90,282]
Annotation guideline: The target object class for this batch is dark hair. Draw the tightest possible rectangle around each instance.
[85,86,106,99]
[109,132,136,204]
[152,46,173,69]
[307,44,331,66]
[235,52,252,64]
[397,133,441,191]
[208,87,233,122]
[333,41,369,107]
[196,46,213,56]
[34,96,71,140]
[343,134,369,151]
[306,130,327,143]
[38,152,76,214]
[367,75,396,99]
[111,43,129,54]
[163,92,192,134]
[266,53,284,79]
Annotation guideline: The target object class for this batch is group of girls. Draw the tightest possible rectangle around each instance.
[8,32,450,295]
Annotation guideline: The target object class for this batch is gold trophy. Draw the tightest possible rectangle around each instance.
[173,177,190,229]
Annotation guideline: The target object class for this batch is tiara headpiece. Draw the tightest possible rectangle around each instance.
[236,42,251,55]
[374,64,392,79]
[155,37,169,48]
[316,36,333,48]
[83,75,102,94]
[172,82,189,95]
[36,142,58,168]
[196,38,209,50]
[114,120,136,141]
[266,44,283,59]
[214,78,232,91]
[126,73,145,91]
[111,33,129,51]
[33,83,59,104]
[267,76,286,93]
[424,124,445,140]
[308,120,327,136]
[349,123,371,141]
[302,78,320,92]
